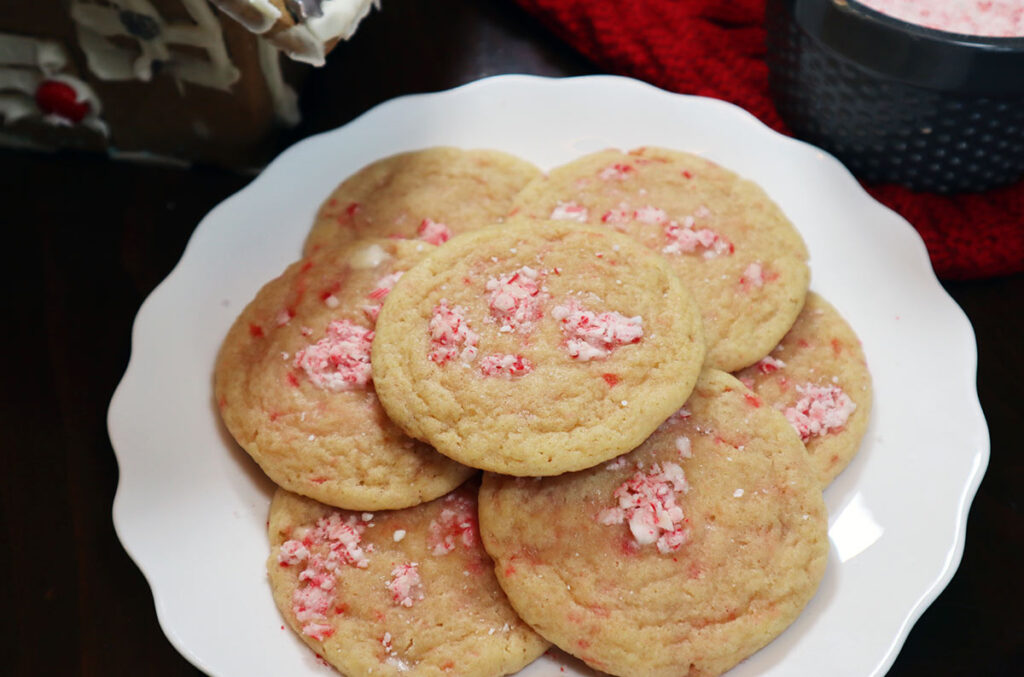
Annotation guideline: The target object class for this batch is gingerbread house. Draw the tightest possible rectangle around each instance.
[0,1,377,167]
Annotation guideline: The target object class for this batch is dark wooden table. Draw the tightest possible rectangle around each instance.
[3,1,1020,675]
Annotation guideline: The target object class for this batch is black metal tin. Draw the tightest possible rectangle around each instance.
[766,0,1024,193]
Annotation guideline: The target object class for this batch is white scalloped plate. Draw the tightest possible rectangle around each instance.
[108,75,989,677]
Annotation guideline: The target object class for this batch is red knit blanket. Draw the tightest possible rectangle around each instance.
[514,0,1024,279]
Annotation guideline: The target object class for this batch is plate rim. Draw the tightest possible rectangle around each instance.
[107,73,991,677]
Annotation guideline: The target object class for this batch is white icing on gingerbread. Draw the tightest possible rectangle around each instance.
[0,33,108,136]
[255,39,300,125]
[70,0,241,91]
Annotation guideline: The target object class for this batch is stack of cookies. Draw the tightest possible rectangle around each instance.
[214,146,872,677]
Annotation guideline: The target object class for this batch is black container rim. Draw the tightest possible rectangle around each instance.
[792,0,1024,95]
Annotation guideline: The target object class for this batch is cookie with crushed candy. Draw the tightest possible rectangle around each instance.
[267,483,549,676]
[512,147,810,372]
[304,147,541,256]
[734,291,872,487]
[371,219,706,476]
[478,369,828,677]
[215,238,474,510]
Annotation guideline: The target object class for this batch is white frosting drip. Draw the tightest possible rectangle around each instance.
[256,39,300,125]
[308,0,378,42]
[0,34,67,72]
[70,0,240,91]
[211,0,282,34]
[0,32,109,137]
[0,93,36,125]
[275,0,379,66]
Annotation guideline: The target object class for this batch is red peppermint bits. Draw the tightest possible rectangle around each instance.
[479,353,533,377]
[386,562,424,607]
[427,494,478,555]
[598,163,635,180]
[662,220,733,259]
[740,262,765,289]
[293,320,374,390]
[279,511,370,639]
[417,218,451,245]
[551,299,643,361]
[632,205,668,224]
[784,383,857,441]
[600,204,632,228]
[486,266,544,331]
[428,301,479,365]
[363,271,404,323]
[756,355,787,374]
[549,201,589,222]
[596,462,690,553]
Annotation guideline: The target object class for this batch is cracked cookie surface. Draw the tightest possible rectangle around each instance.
[478,370,828,677]
[215,239,473,510]
[734,292,872,487]
[513,147,809,372]
[268,483,549,677]
[371,220,706,476]
[304,147,541,256]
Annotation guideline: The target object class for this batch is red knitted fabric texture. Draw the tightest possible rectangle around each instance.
[514,0,1024,279]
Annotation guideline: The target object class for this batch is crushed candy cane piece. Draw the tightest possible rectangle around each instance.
[550,201,589,222]
[486,267,545,331]
[757,355,787,374]
[551,299,643,361]
[663,222,734,258]
[428,494,478,555]
[598,163,634,180]
[601,204,632,227]
[740,262,765,289]
[293,320,374,390]
[480,353,533,377]
[633,205,668,224]
[281,511,371,639]
[784,384,857,441]
[675,436,692,458]
[596,462,690,553]
[387,562,424,607]
[428,301,479,365]
[418,218,451,245]
[278,540,309,566]
[363,271,404,322]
